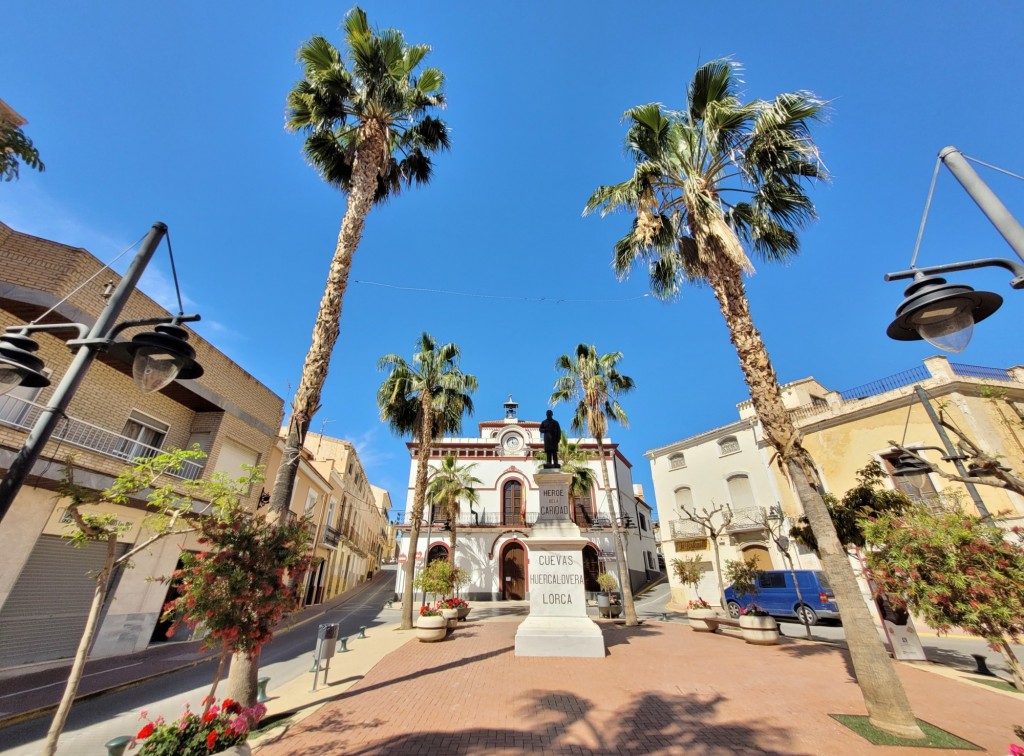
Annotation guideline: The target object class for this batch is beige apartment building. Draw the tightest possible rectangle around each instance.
[649,356,1024,608]
[0,221,284,667]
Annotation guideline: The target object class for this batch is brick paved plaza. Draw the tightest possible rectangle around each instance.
[254,619,1020,755]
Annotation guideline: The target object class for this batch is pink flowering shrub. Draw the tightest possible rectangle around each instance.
[132,697,266,755]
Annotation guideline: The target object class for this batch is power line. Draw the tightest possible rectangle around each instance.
[352,279,651,304]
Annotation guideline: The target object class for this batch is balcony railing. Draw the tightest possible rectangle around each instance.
[726,506,767,532]
[949,363,1012,381]
[670,520,706,539]
[839,366,930,401]
[0,395,203,480]
[404,511,541,527]
[323,525,341,548]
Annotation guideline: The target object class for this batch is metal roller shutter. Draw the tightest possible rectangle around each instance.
[0,535,128,667]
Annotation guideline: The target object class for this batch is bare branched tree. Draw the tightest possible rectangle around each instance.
[675,501,732,609]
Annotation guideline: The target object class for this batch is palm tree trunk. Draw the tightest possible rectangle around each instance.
[597,440,637,626]
[703,252,924,739]
[400,388,435,630]
[447,507,457,564]
[42,533,117,756]
[231,123,389,705]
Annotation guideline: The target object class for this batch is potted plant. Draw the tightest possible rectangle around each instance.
[596,572,622,618]
[738,603,779,645]
[686,597,718,632]
[451,566,472,619]
[673,556,717,630]
[442,596,471,622]
[414,604,447,642]
[726,558,779,644]
[134,697,267,755]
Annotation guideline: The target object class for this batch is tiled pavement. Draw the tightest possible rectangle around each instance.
[252,619,1021,755]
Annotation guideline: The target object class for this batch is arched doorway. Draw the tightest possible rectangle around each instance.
[501,541,526,600]
[742,545,772,570]
[502,480,523,526]
[427,544,449,565]
[581,544,600,592]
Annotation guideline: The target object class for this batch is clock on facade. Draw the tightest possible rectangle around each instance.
[502,434,522,452]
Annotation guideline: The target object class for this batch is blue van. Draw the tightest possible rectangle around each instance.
[724,569,839,625]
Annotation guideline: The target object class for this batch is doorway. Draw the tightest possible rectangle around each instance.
[501,542,526,600]
[582,544,600,592]
[742,545,772,570]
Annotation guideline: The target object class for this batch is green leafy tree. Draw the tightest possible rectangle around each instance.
[585,58,923,737]
[671,555,706,606]
[412,558,455,605]
[863,510,1024,690]
[42,448,252,756]
[426,454,481,563]
[377,332,477,630]
[724,558,763,610]
[550,344,638,626]
[1,123,44,181]
[790,462,913,554]
[235,6,450,704]
[162,510,312,711]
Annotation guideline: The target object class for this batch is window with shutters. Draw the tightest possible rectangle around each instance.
[668,453,686,470]
[503,480,523,526]
[116,410,168,461]
[718,436,740,456]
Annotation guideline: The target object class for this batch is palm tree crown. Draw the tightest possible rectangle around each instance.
[286,6,450,202]
[550,344,635,441]
[585,58,827,294]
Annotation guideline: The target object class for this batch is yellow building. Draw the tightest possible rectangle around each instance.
[649,356,1024,609]
[0,221,283,666]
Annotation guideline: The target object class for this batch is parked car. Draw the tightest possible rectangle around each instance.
[724,569,839,625]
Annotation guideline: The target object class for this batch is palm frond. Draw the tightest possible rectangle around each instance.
[687,58,742,123]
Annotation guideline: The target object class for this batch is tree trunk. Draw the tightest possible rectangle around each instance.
[204,644,230,715]
[783,552,813,639]
[400,388,435,630]
[702,250,924,739]
[997,637,1024,691]
[230,122,388,705]
[709,533,727,610]
[597,439,637,625]
[42,533,117,756]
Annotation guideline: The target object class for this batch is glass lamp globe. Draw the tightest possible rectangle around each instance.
[914,307,975,353]
[132,347,186,393]
[0,366,24,397]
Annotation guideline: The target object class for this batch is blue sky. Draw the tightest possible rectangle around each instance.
[4,2,1023,518]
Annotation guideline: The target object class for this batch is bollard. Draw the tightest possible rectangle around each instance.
[661,612,670,622]
[257,676,271,703]
[385,599,393,609]
[105,735,132,756]
[971,653,996,676]
[337,636,349,653]
[357,626,367,639]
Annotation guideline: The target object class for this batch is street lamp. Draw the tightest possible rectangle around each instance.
[0,222,203,522]
[885,146,1024,351]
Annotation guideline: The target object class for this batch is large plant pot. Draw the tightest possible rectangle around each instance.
[739,614,779,645]
[440,607,459,629]
[415,615,447,642]
[456,605,471,621]
[597,593,623,618]
[214,746,251,756]
[687,608,718,632]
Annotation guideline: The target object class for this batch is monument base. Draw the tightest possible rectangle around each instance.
[514,616,605,658]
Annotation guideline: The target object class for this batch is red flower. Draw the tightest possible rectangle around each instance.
[207,730,219,749]
[137,722,155,739]
[202,708,217,723]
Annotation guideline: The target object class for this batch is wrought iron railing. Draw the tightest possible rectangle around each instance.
[726,506,767,532]
[949,363,1012,381]
[670,520,705,539]
[0,395,203,480]
[323,525,341,547]
[838,366,930,401]
[404,510,540,527]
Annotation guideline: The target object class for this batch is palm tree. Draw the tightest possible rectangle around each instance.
[377,333,477,629]
[550,344,638,626]
[534,433,598,526]
[585,58,923,739]
[426,454,481,562]
[228,8,450,705]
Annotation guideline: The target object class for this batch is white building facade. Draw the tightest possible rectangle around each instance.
[396,399,658,601]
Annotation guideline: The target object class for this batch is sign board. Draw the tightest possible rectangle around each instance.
[415,551,422,559]
[398,554,407,564]
[598,551,617,562]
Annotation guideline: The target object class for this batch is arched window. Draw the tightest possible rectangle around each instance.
[726,474,755,511]
[503,480,523,526]
[718,436,740,455]
[668,453,686,470]
[673,486,694,513]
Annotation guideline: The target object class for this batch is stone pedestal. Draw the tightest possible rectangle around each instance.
[515,468,605,657]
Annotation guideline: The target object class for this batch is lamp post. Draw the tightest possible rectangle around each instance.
[0,222,203,522]
[885,146,1024,352]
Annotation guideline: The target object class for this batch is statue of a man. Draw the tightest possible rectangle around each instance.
[539,410,561,468]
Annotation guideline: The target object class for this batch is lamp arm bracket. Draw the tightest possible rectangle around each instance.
[884,257,1024,288]
[6,322,90,339]
[108,313,201,339]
